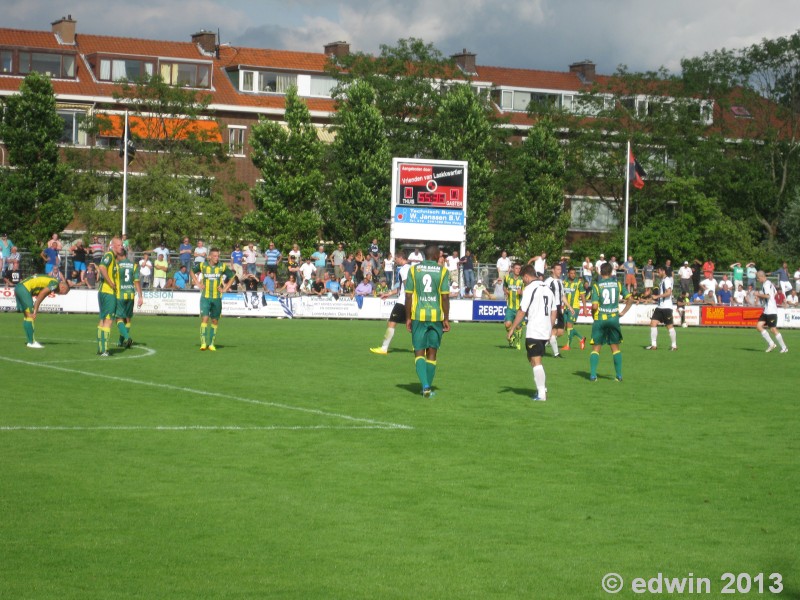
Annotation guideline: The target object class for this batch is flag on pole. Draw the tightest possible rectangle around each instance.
[119,118,136,163]
[628,148,646,189]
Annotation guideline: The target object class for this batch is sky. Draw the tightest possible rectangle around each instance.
[5,0,800,75]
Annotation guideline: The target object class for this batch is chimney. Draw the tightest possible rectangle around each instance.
[52,15,76,45]
[451,49,477,75]
[192,30,217,55]
[569,60,596,84]
[324,41,350,59]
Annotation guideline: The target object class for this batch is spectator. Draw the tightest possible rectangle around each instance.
[138,252,153,289]
[786,289,799,308]
[528,251,547,275]
[261,270,277,296]
[678,261,693,295]
[231,244,243,268]
[691,290,705,304]
[311,245,328,278]
[642,259,655,290]
[153,253,169,289]
[496,250,511,282]
[702,258,715,279]
[595,253,606,274]
[472,279,491,299]
[718,274,734,294]
[582,256,594,285]
[243,243,258,275]
[243,273,260,309]
[774,287,786,308]
[664,258,673,278]
[340,272,356,297]
[152,240,169,263]
[369,238,380,261]
[745,284,759,307]
[773,261,792,294]
[193,240,208,265]
[121,233,133,259]
[85,262,98,288]
[71,239,88,285]
[449,277,460,298]
[288,243,302,264]
[173,265,190,290]
[730,262,745,291]
[331,243,346,280]
[446,249,460,289]
[277,274,299,297]
[700,273,717,304]
[49,233,63,252]
[732,284,747,306]
[746,261,758,289]
[3,246,21,287]
[287,253,301,284]
[692,258,703,293]
[609,256,619,279]
[374,277,390,296]
[89,236,104,264]
[342,252,356,280]
[326,273,341,298]
[794,264,800,293]
[383,252,394,289]
[264,241,282,273]
[717,285,732,305]
[408,247,424,266]
[0,233,12,275]
[41,240,60,277]
[437,249,446,267]
[299,257,316,289]
[460,249,476,295]
[355,273,373,296]
[311,275,326,296]
[179,236,193,270]
[493,277,505,300]
[623,255,638,294]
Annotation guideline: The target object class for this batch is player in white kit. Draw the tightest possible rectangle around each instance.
[755,270,788,353]
[370,251,411,354]
[646,266,678,351]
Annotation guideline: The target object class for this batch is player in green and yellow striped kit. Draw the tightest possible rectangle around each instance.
[192,247,235,351]
[503,263,524,349]
[96,237,122,356]
[114,246,143,349]
[561,266,587,350]
[405,245,450,398]
[15,274,70,348]
[589,262,633,382]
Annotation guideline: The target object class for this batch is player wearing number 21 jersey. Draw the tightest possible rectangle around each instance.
[405,245,450,398]
[589,262,633,382]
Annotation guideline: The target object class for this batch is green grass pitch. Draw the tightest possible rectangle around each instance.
[0,313,797,599]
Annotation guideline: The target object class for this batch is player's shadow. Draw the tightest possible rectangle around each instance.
[573,370,609,381]
[396,382,432,395]
[498,386,534,399]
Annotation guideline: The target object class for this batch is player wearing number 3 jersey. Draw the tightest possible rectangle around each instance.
[405,245,450,398]
[589,262,633,381]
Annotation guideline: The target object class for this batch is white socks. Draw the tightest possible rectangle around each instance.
[775,333,787,351]
[382,327,395,351]
[533,365,546,400]
[669,327,677,348]
[550,335,559,355]
[650,327,658,347]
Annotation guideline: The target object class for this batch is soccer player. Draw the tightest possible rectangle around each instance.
[561,267,586,350]
[646,266,678,351]
[507,265,556,401]
[15,273,70,348]
[405,245,450,398]
[589,262,633,382]
[544,264,567,358]
[370,251,410,355]
[192,247,236,351]
[755,270,788,353]
[97,237,123,356]
[503,263,524,349]
[114,243,143,348]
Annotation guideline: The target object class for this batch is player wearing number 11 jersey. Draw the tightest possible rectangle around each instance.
[589,262,633,381]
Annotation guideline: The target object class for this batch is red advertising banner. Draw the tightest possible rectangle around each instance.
[701,306,763,327]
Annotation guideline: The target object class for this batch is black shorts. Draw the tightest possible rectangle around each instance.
[758,312,778,328]
[388,302,407,324]
[652,307,674,326]
[554,308,565,330]
[525,338,547,359]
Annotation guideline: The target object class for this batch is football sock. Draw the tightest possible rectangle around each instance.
[549,335,559,355]
[117,319,129,340]
[99,326,110,353]
[650,327,658,347]
[415,356,429,389]
[532,365,546,400]
[668,327,677,347]
[760,330,773,345]
[775,333,787,350]
[23,318,35,343]
[590,351,600,378]
[200,323,208,346]
[210,324,218,346]
[382,327,395,351]
[613,350,622,379]
[426,359,437,387]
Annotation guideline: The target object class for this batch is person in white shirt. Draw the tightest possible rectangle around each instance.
[370,252,411,355]
[472,279,490,299]
[408,248,424,266]
[755,270,788,353]
[507,265,556,402]
[678,261,693,295]
[193,240,208,264]
[582,256,593,284]
[528,251,547,276]
[794,267,800,293]
[595,253,606,274]
[718,274,734,292]
[138,252,153,289]
[784,289,798,307]
[701,275,718,304]
[496,250,511,282]
[732,284,747,306]
[647,267,678,351]
[299,258,316,289]
[243,243,258,275]
[445,250,460,292]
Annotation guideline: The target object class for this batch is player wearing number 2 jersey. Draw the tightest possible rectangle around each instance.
[589,262,633,381]
[405,245,450,398]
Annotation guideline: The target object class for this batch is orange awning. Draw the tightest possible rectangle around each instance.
[98,114,222,143]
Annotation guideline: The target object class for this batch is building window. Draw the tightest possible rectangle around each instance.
[58,110,88,146]
[309,75,336,97]
[99,58,154,82]
[228,126,245,155]
[0,50,12,74]
[160,62,211,88]
[18,51,75,78]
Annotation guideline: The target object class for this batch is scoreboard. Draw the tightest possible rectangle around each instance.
[397,163,465,209]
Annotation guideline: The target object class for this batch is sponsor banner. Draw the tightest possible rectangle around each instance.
[702,305,763,327]
[139,290,198,316]
[780,308,800,327]
[394,206,464,226]
[397,162,465,209]
[472,300,506,322]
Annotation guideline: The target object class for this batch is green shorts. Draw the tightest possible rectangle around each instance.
[116,298,134,320]
[200,296,222,320]
[590,316,623,346]
[98,292,117,320]
[564,309,578,325]
[504,308,518,323]
[14,284,34,314]
[411,320,444,351]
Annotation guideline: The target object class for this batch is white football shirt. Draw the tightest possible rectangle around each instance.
[658,277,674,309]
[520,281,555,340]
[761,280,778,314]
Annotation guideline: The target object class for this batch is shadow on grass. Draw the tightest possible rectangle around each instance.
[573,370,613,381]
[498,386,534,399]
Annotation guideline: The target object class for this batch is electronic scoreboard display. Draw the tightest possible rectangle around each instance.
[397,163,465,209]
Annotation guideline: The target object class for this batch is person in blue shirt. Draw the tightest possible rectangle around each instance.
[179,237,193,269]
[41,241,60,277]
[231,244,243,266]
[264,241,282,273]
[173,265,190,289]
[311,244,328,277]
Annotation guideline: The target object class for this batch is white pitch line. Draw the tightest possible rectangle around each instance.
[0,355,413,431]
[39,345,158,364]
[0,425,402,431]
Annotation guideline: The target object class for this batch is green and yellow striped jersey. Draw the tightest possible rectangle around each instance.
[504,274,524,310]
[19,274,59,296]
[99,250,117,295]
[115,257,140,300]
[564,278,584,310]
[406,261,449,322]
[193,262,234,299]
[591,277,629,317]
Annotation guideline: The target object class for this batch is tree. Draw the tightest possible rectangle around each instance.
[322,80,391,248]
[244,87,325,252]
[0,72,72,250]
[429,83,506,259]
[492,118,570,260]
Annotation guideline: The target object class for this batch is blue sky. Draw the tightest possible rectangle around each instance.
[7,0,800,75]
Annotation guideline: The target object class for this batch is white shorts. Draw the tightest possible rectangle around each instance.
[780,281,792,294]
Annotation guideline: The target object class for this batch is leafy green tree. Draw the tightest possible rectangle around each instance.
[429,83,506,259]
[244,87,324,252]
[322,80,391,248]
[492,118,570,260]
[0,72,72,250]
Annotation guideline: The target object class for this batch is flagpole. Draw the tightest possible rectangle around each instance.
[623,140,631,264]
[122,110,129,236]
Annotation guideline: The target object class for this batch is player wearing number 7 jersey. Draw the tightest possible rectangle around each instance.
[589,262,633,381]
[405,244,450,398]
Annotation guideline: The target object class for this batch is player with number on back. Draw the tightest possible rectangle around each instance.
[507,265,556,401]
[192,247,236,351]
[589,262,633,382]
[405,245,450,398]
[646,266,678,351]
[114,243,143,349]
